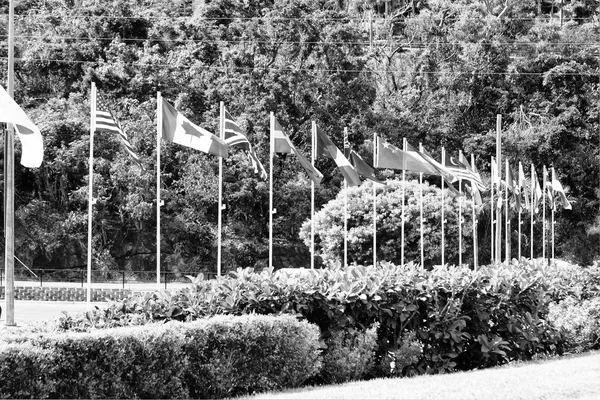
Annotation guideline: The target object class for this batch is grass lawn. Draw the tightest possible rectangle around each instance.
[244,351,600,400]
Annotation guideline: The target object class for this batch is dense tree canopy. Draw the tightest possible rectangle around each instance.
[0,0,598,277]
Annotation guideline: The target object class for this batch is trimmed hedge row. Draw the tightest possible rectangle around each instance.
[0,315,321,399]
[54,260,595,375]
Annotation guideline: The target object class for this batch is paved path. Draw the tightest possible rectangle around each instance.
[1,300,107,326]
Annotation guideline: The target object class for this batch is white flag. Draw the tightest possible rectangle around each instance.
[0,85,44,168]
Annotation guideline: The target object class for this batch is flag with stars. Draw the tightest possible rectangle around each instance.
[94,93,142,168]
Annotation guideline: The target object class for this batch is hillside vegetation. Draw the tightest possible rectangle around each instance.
[0,0,599,275]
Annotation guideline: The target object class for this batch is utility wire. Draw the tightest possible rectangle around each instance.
[0,56,597,76]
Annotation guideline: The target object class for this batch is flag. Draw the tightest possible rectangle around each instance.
[0,84,43,168]
[349,149,384,185]
[543,165,554,210]
[491,157,501,189]
[343,128,350,158]
[551,167,572,210]
[223,108,267,180]
[458,152,483,205]
[416,146,457,184]
[443,149,474,182]
[316,127,361,187]
[377,138,436,174]
[458,152,486,191]
[416,145,460,195]
[518,162,530,211]
[94,93,143,168]
[532,168,543,213]
[506,162,520,210]
[161,98,228,157]
[273,118,323,185]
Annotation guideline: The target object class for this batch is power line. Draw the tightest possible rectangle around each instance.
[0,56,597,76]
[2,12,600,22]
[1,34,600,48]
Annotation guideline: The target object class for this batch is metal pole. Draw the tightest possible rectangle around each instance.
[343,127,348,268]
[531,163,535,260]
[4,0,16,326]
[269,113,274,269]
[401,138,406,266]
[491,156,495,264]
[542,165,547,261]
[86,83,96,307]
[311,122,316,270]
[495,115,502,263]
[505,158,509,262]
[156,92,162,289]
[419,143,425,268]
[373,134,377,267]
[217,102,224,276]
[471,154,478,270]
[441,147,445,266]
[458,178,462,266]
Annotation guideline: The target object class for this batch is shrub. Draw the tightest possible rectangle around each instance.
[299,179,470,267]
[318,325,378,384]
[548,296,600,353]
[0,315,321,399]
[54,260,575,376]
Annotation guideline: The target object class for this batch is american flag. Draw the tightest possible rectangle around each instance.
[94,94,142,168]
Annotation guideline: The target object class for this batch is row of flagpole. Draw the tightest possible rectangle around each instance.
[6,79,573,312]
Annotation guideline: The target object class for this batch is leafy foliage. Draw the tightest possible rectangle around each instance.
[300,178,474,267]
[55,260,570,375]
[0,0,597,274]
[0,314,321,399]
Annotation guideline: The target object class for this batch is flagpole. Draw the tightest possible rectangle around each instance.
[551,167,556,265]
[518,161,522,261]
[311,121,316,270]
[505,158,509,262]
[419,143,425,268]
[471,154,478,270]
[495,115,502,263]
[86,83,96,306]
[458,149,464,266]
[441,147,445,266]
[491,156,495,264]
[217,102,224,277]
[156,92,162,289]
[530,163,535,260]
[373,135,377,267]
[269,113,274,270]
[3,0,15,325]
[401,138,406,266]
[458,178,462,266]
[343,127,348,268]
[542,165,547,262]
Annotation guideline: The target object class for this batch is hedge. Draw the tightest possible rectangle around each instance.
[0,314,321,399]
[51,260,595,376]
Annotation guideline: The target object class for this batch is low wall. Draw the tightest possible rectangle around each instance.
[0,286,144,302]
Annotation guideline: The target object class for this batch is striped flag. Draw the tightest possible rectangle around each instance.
[518,162,530,211]
[316,127,361,187]
[443,149,474,182]
[551,167,572,210]
[349,150,383,185]
[273,118,323,185]
[458,152,483,204]
[94,94,142,168]
[224,108,267,180]
[532,167,543,213]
